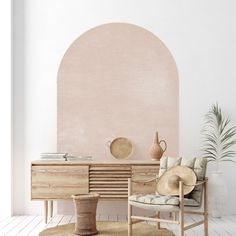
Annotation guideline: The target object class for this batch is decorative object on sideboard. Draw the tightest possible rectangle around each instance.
[40,153,68,161]
[107,137,133,159]
[40,153,92,161]
[149,131,167,161]
[201,103,236,218]
[68,156,93,161]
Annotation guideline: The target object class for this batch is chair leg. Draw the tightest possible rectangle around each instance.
[156,211,160,229]
[179,181,184,236]
[44,201,48,224]
[128,203,132,236]
[179,210,184,236]
[170,212,177,221]
[50,200,53,218]
[204,178,209,236]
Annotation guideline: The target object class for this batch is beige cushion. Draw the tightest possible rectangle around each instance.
[159,157,207,180]
[129,194,199,207]
[158,157,207,204]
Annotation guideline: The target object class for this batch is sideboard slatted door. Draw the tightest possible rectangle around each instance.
[89,165,131,199]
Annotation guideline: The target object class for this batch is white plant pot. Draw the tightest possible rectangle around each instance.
[208,171,227,218]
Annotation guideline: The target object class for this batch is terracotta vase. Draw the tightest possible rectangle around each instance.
[149,132,167,161]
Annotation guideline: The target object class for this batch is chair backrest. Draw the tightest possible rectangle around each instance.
[158,157,207,204]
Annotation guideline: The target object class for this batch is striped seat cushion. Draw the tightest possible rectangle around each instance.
[129,194,199,207]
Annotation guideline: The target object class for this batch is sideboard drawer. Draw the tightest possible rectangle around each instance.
[31,165,89,199]
[131,165,159,194]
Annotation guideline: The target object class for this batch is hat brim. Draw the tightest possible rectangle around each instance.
[156,166,197,196]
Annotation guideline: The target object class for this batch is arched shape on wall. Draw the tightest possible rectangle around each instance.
[57,23,179,159]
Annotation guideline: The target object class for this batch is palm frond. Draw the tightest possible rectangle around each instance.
[220,151,236,159]
[220,159,236,163]
[202,149,217,157]
[220,118,230,134]
[221,129,236,144]
[222,141,236,151]
[201,103,236,164]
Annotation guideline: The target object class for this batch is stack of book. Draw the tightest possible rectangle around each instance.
[68,155,93,161]
[40,153,68,160]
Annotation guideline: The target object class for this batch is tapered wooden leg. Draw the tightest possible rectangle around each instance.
[50,200,53,218]
[128,178,132,236]
[204,178,208,236]
[44,201,48,224]
[128,203,132,236]
[179,181,184,236]
[156,211,160,229]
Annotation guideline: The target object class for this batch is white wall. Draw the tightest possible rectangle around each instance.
[0,0,12,217]
[13,0,236,215]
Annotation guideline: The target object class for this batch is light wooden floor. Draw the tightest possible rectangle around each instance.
[0,214,235,236]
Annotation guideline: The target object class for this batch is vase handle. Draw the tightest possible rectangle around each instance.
[159,140,167,153]
[107,141,112,147]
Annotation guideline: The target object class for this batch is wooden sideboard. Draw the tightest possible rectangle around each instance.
[31,160,160,223]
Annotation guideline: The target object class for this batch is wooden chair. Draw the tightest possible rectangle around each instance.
[128,157,208,236]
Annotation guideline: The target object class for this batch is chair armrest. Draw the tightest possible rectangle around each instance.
[128,176,159,197]
[183,178,208,187]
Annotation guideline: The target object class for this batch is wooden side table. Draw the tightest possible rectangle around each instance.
[72,193,100,235]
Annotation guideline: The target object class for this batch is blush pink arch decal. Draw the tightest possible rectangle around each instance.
[57,23,179,159]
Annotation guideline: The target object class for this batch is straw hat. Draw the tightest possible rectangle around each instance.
[156,166,197,196]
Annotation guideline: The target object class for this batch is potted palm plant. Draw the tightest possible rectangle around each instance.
[201,103,236,217]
